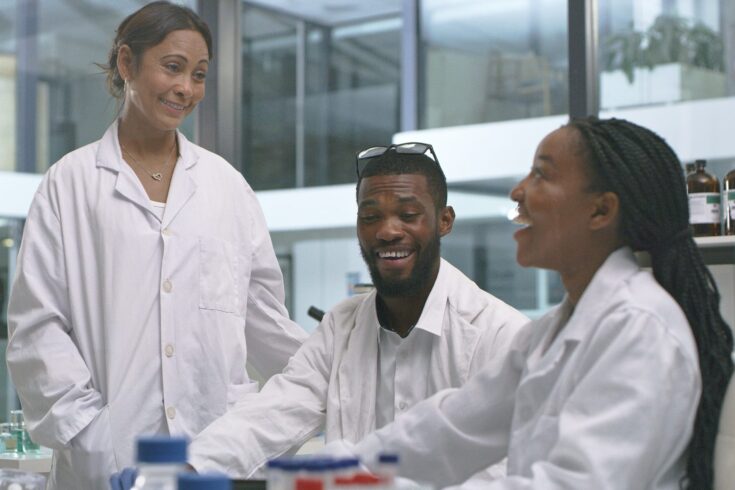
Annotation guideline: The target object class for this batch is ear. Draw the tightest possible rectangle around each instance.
[438,206,455,237]
[589,191,620,231]
[117,44,134,82]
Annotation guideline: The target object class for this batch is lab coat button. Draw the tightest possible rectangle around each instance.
[398,401,407,411]
[162,280,172,293]
[162,228,172,236]
[164,344,174,357]
[166,406,176,419]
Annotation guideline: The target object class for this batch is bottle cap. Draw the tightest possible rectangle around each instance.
[177,473,231,490]
[377,453,399,464]
[9,410,24,426]
[136,436,188,464]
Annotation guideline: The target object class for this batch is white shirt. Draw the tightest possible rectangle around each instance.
[188,259,528,481]
[355,247,702,489]
[376,325,434,429]
[6,122,307,490]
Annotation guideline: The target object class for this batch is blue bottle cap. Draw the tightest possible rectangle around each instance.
[177,473,232,490]
[378,453,399,464]
[136,436,188,464]
[337,457,360,469]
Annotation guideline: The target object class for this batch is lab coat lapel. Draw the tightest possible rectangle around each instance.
[162,132,198,228]
[95,122,151,212]
[337,293,379,442]
[517,247,641,409]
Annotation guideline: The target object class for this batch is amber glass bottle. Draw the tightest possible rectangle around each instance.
[724,168,735,235]
[687,160,721,237]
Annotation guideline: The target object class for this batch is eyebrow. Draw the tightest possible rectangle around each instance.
[162,53,209,65]
[535,154,555,166]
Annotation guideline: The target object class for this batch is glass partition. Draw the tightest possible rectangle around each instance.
[1,0,196,175]
[419,0,569,128]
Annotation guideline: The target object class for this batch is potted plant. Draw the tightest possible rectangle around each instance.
[601,14,726,109]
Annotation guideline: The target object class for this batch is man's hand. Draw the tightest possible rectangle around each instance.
[109,467,137,490]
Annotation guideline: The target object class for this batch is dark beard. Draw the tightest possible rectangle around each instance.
[360,232,441,298]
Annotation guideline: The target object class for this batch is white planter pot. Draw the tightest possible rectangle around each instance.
[600,62,726,110]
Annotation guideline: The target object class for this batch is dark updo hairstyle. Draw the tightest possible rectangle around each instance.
[100,1,213,99]
[356,151,448,210]
[567,116,733,489]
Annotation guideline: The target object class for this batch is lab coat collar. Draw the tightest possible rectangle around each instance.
[96,120,199,172]
[559,246,639,344]
[95,121,200,225]
[526,247,640,377]
[373,258,450,339]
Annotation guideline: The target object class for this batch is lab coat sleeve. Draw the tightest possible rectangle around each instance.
[355,344,524,488]
[242,189,308,378]
[189,311,336,477]
[6,189,107,450]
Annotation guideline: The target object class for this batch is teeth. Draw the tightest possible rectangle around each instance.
[378,250,410,259]
[161,99,185,110]
[508,207,531,226]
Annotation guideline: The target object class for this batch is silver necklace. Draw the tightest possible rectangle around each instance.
[120,141,177,182]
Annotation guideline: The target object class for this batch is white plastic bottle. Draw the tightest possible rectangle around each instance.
[132,436,189,490]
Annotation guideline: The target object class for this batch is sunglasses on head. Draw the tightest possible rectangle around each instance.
[355,142,439,177]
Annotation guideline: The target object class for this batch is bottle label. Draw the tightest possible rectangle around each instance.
[727,190,735,220]
[689,192,721,224]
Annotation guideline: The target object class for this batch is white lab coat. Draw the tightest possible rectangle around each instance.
[6,122,307,490]
[188,259,528,484]
[355,247,701,489]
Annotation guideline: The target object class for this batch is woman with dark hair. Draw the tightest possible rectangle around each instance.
[339,117,733,489]
[6,3,305,489]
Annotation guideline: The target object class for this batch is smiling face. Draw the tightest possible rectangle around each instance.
[118,29,209,133]
[357,174,454,298]
[510,127,610,274]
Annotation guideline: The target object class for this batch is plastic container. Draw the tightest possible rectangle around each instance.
[9,411,27,453]
[0,469,46,489]
[131,436,188,490]
[177,473,232,490]
[375,454,399,485]
[0,423,17,454]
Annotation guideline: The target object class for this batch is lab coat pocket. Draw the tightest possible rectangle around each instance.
[199,236,241,315]
[226,381,260,408]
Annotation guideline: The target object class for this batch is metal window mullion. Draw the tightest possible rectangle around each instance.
[400,0,419,131]
[295,20,306,187]
[197,0,241,171]
[16,0,39,173]
[568,0,600,118]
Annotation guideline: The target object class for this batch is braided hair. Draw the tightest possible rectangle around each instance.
[567,116,733,489]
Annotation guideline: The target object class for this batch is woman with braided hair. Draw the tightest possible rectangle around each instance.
[330,116,733,489]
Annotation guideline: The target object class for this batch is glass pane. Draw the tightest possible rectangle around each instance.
[599,0,731,111]
[1,218,22,417]
[304,17,401,187]
[419,0,569,128]
[442,219,538,310]
[241,4,298,190]
[3,0,197,175]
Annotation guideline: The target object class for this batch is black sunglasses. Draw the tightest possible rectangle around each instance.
[355,142,439,177]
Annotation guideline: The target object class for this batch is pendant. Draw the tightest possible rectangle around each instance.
[152,173,163,181]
